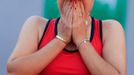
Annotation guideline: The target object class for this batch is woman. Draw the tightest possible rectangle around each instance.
[7,0,126,75]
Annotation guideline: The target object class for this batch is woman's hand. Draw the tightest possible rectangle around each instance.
[72,1,88,47]
[58,0,73,44]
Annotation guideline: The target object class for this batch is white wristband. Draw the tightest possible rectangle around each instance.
[56,35,67,44]
[78,39,89,49]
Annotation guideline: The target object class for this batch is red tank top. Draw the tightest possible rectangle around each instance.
[38,17,103,75]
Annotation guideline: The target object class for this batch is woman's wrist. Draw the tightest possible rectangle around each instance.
[76,39,89,49]
[55,35,68,45]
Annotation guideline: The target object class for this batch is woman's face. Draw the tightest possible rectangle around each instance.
[58,0,94,14]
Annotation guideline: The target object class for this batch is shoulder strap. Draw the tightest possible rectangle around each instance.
[37,19,51,49]
[90,17,95,42]
[99,20,103,42]
[94,18,103,42]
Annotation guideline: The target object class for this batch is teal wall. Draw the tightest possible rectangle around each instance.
[91,0,127,28]
[43,0,60,19]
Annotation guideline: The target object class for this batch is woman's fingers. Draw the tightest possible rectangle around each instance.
[73,2,82,25]
[67,3,73,24]
[70,6,73,25]
[63,0,70,15]
[63,0,73,25]
[62,0,69,20]
[62,0,85,26]
[73,3,77,23]
[79,1,85,17]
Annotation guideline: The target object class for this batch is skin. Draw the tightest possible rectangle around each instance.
[7,0,126,75]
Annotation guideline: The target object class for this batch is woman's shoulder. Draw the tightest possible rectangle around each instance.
[19,16,49,44]
[20,16,49,33]
[102,19,124,32]
[102,19,123,29]
[25,16,48,27]
[25,15,50,41]
[101,19,125,42]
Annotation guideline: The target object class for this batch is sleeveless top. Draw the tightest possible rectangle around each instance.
[38,17,103,75]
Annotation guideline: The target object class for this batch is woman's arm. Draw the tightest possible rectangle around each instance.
[6,16,66,75]
[77,20,126,75]
[7,1,73,74]
[72,2,126,74]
